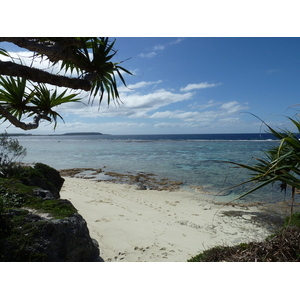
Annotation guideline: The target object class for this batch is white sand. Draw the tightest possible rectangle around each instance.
[60,177,274,262]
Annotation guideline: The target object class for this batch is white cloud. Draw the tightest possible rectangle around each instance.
[138,52,157,59]
[180,82,221,92]
[220,101,249,114]
[150,111,179,119]
[122,80,163,91]
[188,99,219,110]
[148,100,249,129]
[138,38,183,60]
[221,101,238,110]
[123,90,193,109]
[169,38,184,45]
[56,87,194,119]
[151,111,200,121]
[154,122,185,128]
[153,45,165,51]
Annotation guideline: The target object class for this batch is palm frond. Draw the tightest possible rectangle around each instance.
[227,116,300,204]
[0,75,29,120]
[0,48,9,57]
[59,37,133,104]
[30,84,81,128]
[19,38,133,106]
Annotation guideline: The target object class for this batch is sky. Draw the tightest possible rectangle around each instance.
[1,37,300,135]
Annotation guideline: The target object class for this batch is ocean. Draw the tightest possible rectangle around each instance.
[15,133,299,204]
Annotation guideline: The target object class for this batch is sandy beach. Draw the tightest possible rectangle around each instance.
[60,176,279,262]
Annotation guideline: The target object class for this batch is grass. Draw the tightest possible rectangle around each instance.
[0,174,76,219]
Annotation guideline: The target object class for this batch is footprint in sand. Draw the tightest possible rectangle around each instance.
[134,246,150,252]
[95,218,110,223]
[165,200,177,206]
[107,252,126,262]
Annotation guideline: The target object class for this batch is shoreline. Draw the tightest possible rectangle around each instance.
[59,173,286,262]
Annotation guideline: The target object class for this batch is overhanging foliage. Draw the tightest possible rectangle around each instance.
[0,37,132,130]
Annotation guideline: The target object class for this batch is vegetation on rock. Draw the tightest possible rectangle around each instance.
[0,162,100,261]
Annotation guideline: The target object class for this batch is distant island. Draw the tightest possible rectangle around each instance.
[61,132,104,136]
[6,132,105,136]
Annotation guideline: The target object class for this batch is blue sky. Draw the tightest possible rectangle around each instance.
[1,37,300,135]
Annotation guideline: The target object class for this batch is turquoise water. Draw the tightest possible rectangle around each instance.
[15,134,298,204]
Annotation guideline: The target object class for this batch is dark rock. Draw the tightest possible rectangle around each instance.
[33,188,55,200]
[136,182,147,190]
[1,164,102,262]
[34,163,65,193]
[0,209,101,262]
[39,213,100,261]
[19,163,65,198]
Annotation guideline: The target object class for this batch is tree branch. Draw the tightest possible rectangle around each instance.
[0,61,91,91]
[0,37,91,72]
[0,37,63,58]
[0,104,51,130]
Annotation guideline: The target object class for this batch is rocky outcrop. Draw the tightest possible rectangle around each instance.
[19,163,65,198]
[40,213,100,262]
[0,163,102,262]
[1,205,101,262]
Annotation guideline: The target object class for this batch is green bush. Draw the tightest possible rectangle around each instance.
[0,179,31,214]
[284,212,300,227]
[0,186,26,209]
[0,132,26,177]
